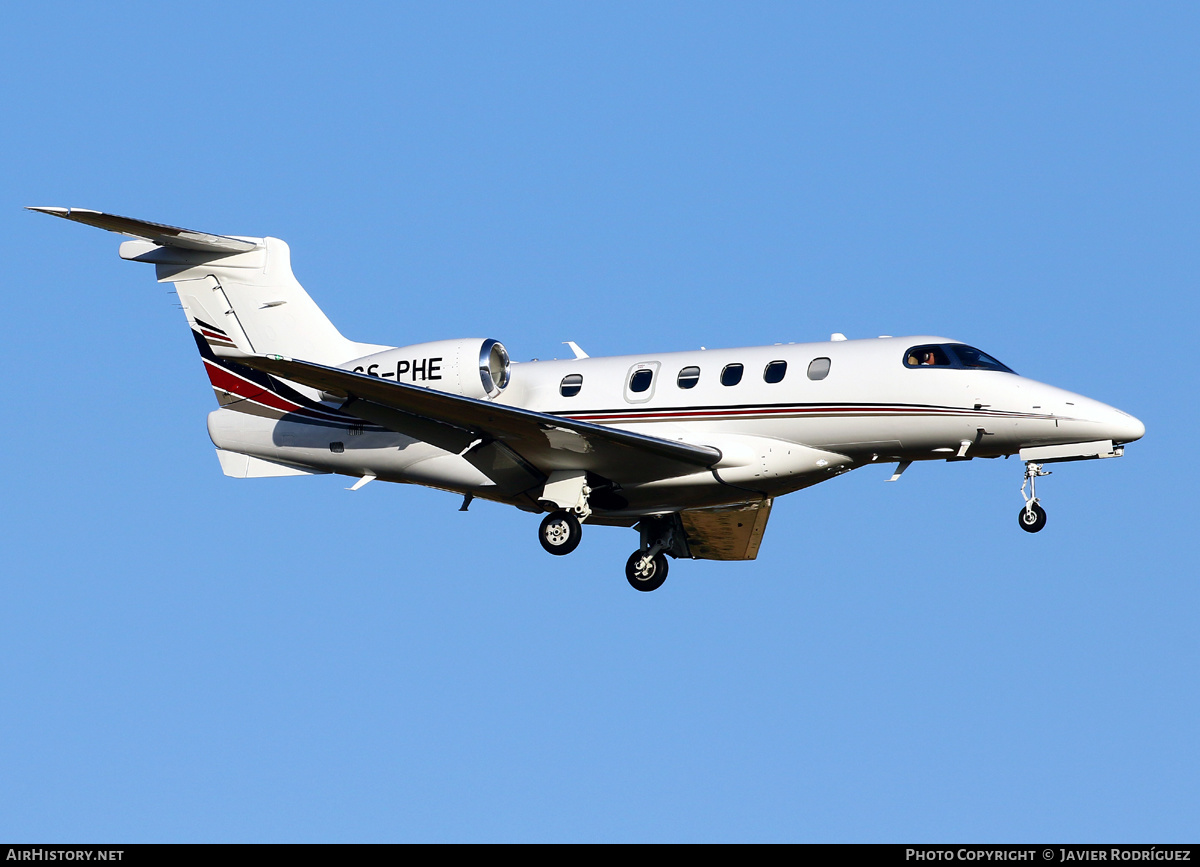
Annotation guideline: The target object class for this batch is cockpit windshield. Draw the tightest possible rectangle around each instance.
[951,345,1013,372]
[903,344,1015,374]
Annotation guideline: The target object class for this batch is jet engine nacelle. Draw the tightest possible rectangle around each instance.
[341,338,511,400]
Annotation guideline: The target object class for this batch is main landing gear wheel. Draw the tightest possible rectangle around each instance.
[1018,503,1047,533]
[625,550,669,592]
[539,510,582,555]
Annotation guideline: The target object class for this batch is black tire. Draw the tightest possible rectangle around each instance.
[1018,502,1047,533]
[539,510,582,555]
[625,550,669,592]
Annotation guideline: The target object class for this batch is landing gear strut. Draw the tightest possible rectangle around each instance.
[537,471,592,556]
[624,517,684,592]
[1018,461,1050,533]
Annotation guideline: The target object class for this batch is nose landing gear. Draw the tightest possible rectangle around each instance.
[1018,461,1050,533]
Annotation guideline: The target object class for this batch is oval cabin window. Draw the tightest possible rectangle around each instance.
[807,357,831,381]
[560,374,583,397]
[764,360,787,383]
[721,364,744,386]
[629,369,654,393]
[677,366,700,389]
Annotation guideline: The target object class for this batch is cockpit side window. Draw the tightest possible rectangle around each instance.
[903,343,1016,373]
[904,345,953,367]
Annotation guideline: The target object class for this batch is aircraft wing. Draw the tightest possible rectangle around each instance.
[240,354,722,496]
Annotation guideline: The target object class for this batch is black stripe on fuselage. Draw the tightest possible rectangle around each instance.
[188,329,385,428]
[192,317,229,336]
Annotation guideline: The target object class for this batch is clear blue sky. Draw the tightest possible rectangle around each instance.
[2,2,1197,842]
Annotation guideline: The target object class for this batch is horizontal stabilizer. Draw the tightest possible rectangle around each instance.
[27,207,257,253]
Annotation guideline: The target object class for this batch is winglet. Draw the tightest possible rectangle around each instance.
[27,206,258,254]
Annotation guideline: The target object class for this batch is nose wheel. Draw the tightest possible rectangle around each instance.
[539,510,582,555]
[1018,502,1047,533]
[1018,461,1050,534]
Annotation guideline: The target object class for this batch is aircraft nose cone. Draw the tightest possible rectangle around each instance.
[1113,410,1145,444]
[1093,402,1144,445]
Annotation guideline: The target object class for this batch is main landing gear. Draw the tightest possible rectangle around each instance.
[534,488,679,591]
[1018,461,1050,533]
[536,471,592,556]
[626,549,668,592]
[622,518,680,592]
[539,510,582,555]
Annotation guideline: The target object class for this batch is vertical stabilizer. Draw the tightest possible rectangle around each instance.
[123,235,386,365]
[29,207,387,365]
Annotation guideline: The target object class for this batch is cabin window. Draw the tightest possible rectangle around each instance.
[807,357,831,380]
[764,360,787,383]
[721,364,744,386]
[630,369,654,393]
[560,374,583,397]
[329,441,345,454]
[677,366,700,389]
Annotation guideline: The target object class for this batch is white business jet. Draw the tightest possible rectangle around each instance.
[32,208,1145,591]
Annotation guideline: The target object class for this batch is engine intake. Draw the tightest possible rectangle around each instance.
[341,338,511,400]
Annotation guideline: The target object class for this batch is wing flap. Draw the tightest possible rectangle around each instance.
[239,355,722,489]
[679,499,773,560]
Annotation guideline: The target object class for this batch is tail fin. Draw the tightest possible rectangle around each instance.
[28,207,385,366]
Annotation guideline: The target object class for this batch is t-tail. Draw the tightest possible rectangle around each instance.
[28,207,387,415]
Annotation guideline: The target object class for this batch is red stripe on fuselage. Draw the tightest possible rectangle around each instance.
[203,359,360,423]
[203,360,304,414]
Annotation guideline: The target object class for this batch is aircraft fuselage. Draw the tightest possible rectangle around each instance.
[207,335,1143,516]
